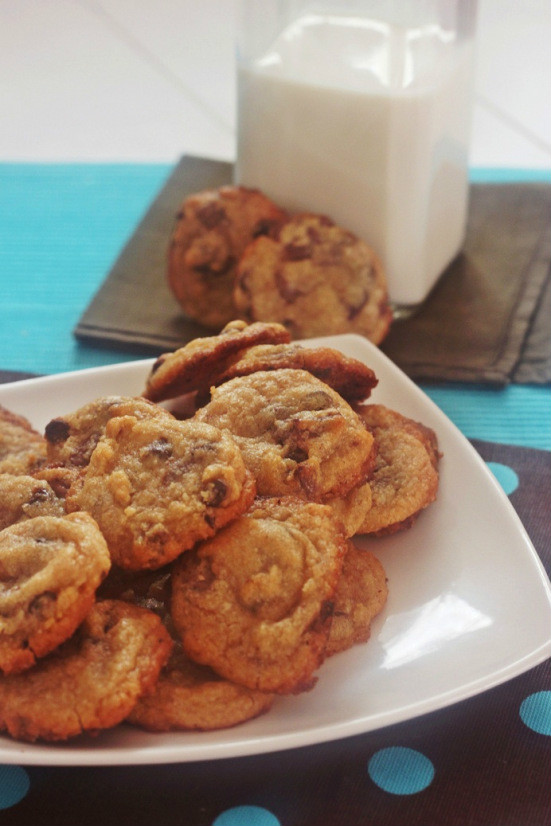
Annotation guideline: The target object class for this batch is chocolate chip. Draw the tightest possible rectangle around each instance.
[146,439,173,459]
[275,269,303,303]
[29,591,57,617]
[252,218,274,238]
[320,599,335,622]
[197,202,227,229]
[150,355,168,375]
[203,479,228,507]
[283,242,312,262]
[306,226,322,244]
[27,486,50,505]
[285,445,308,463]
[44,418,70,444]
[306,599,335,633]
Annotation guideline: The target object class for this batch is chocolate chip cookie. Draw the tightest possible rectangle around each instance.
[168,186,288,328]
[0,512,111,674]
[212,341,378,404]
[355,404,441,536]
[171,497,346,694]
[0,600,172,742]
[0,473,65,529]
[45,395,172,469]
[233,213,392,343]
[0,404,47,476]
[127,646,274,732]
[66,414,256,570]
[142,319,290,404]
[326,541,388,657]
[195,369,374,504]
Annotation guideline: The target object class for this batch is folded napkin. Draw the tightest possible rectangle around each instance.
[381,180,551,384]
[74,156,551,384]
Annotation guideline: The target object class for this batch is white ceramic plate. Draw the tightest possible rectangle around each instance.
[1,333,550,766]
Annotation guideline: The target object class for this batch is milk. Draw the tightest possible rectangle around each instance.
[235,13,475,309]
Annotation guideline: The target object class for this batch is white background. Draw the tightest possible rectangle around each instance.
[0,0,549,169]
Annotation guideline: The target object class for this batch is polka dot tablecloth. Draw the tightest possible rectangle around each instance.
[0,426,549,826]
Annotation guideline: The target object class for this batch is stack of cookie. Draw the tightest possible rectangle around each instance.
[0,321,440,742]
[0,406,172,741]
[167,185,393,345]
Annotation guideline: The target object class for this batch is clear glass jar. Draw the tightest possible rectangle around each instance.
[235,0,478,315]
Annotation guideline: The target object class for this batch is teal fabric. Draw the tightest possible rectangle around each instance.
[421,383,551,450]
[469,168,551,184]
[0,163,172,374]
[1,163,549,450]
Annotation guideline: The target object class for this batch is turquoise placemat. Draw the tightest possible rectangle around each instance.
[0,163,172,374]
[1,162,550,450]
[421,382,551,449]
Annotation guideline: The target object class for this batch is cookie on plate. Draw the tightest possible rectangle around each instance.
[44,395,172,469]
[127,646,274,732]
[0,600,172,742]
[168,186,288,328]
[195,369,375,506]
[171,497,346,694]
[326,541,388,657]
[0,473,65,530]
[0,404,47,476]
[0,512,111,674]
[328,480,373,539]
[65,414,256,570]
[142,319,290,404]
[212,341,378,405]
[233,213,392,344]
[355,404,441,536]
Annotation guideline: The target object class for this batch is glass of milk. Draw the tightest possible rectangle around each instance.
[234,0,477,316]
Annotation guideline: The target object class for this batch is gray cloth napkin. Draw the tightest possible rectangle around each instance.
[381,179,551,384]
